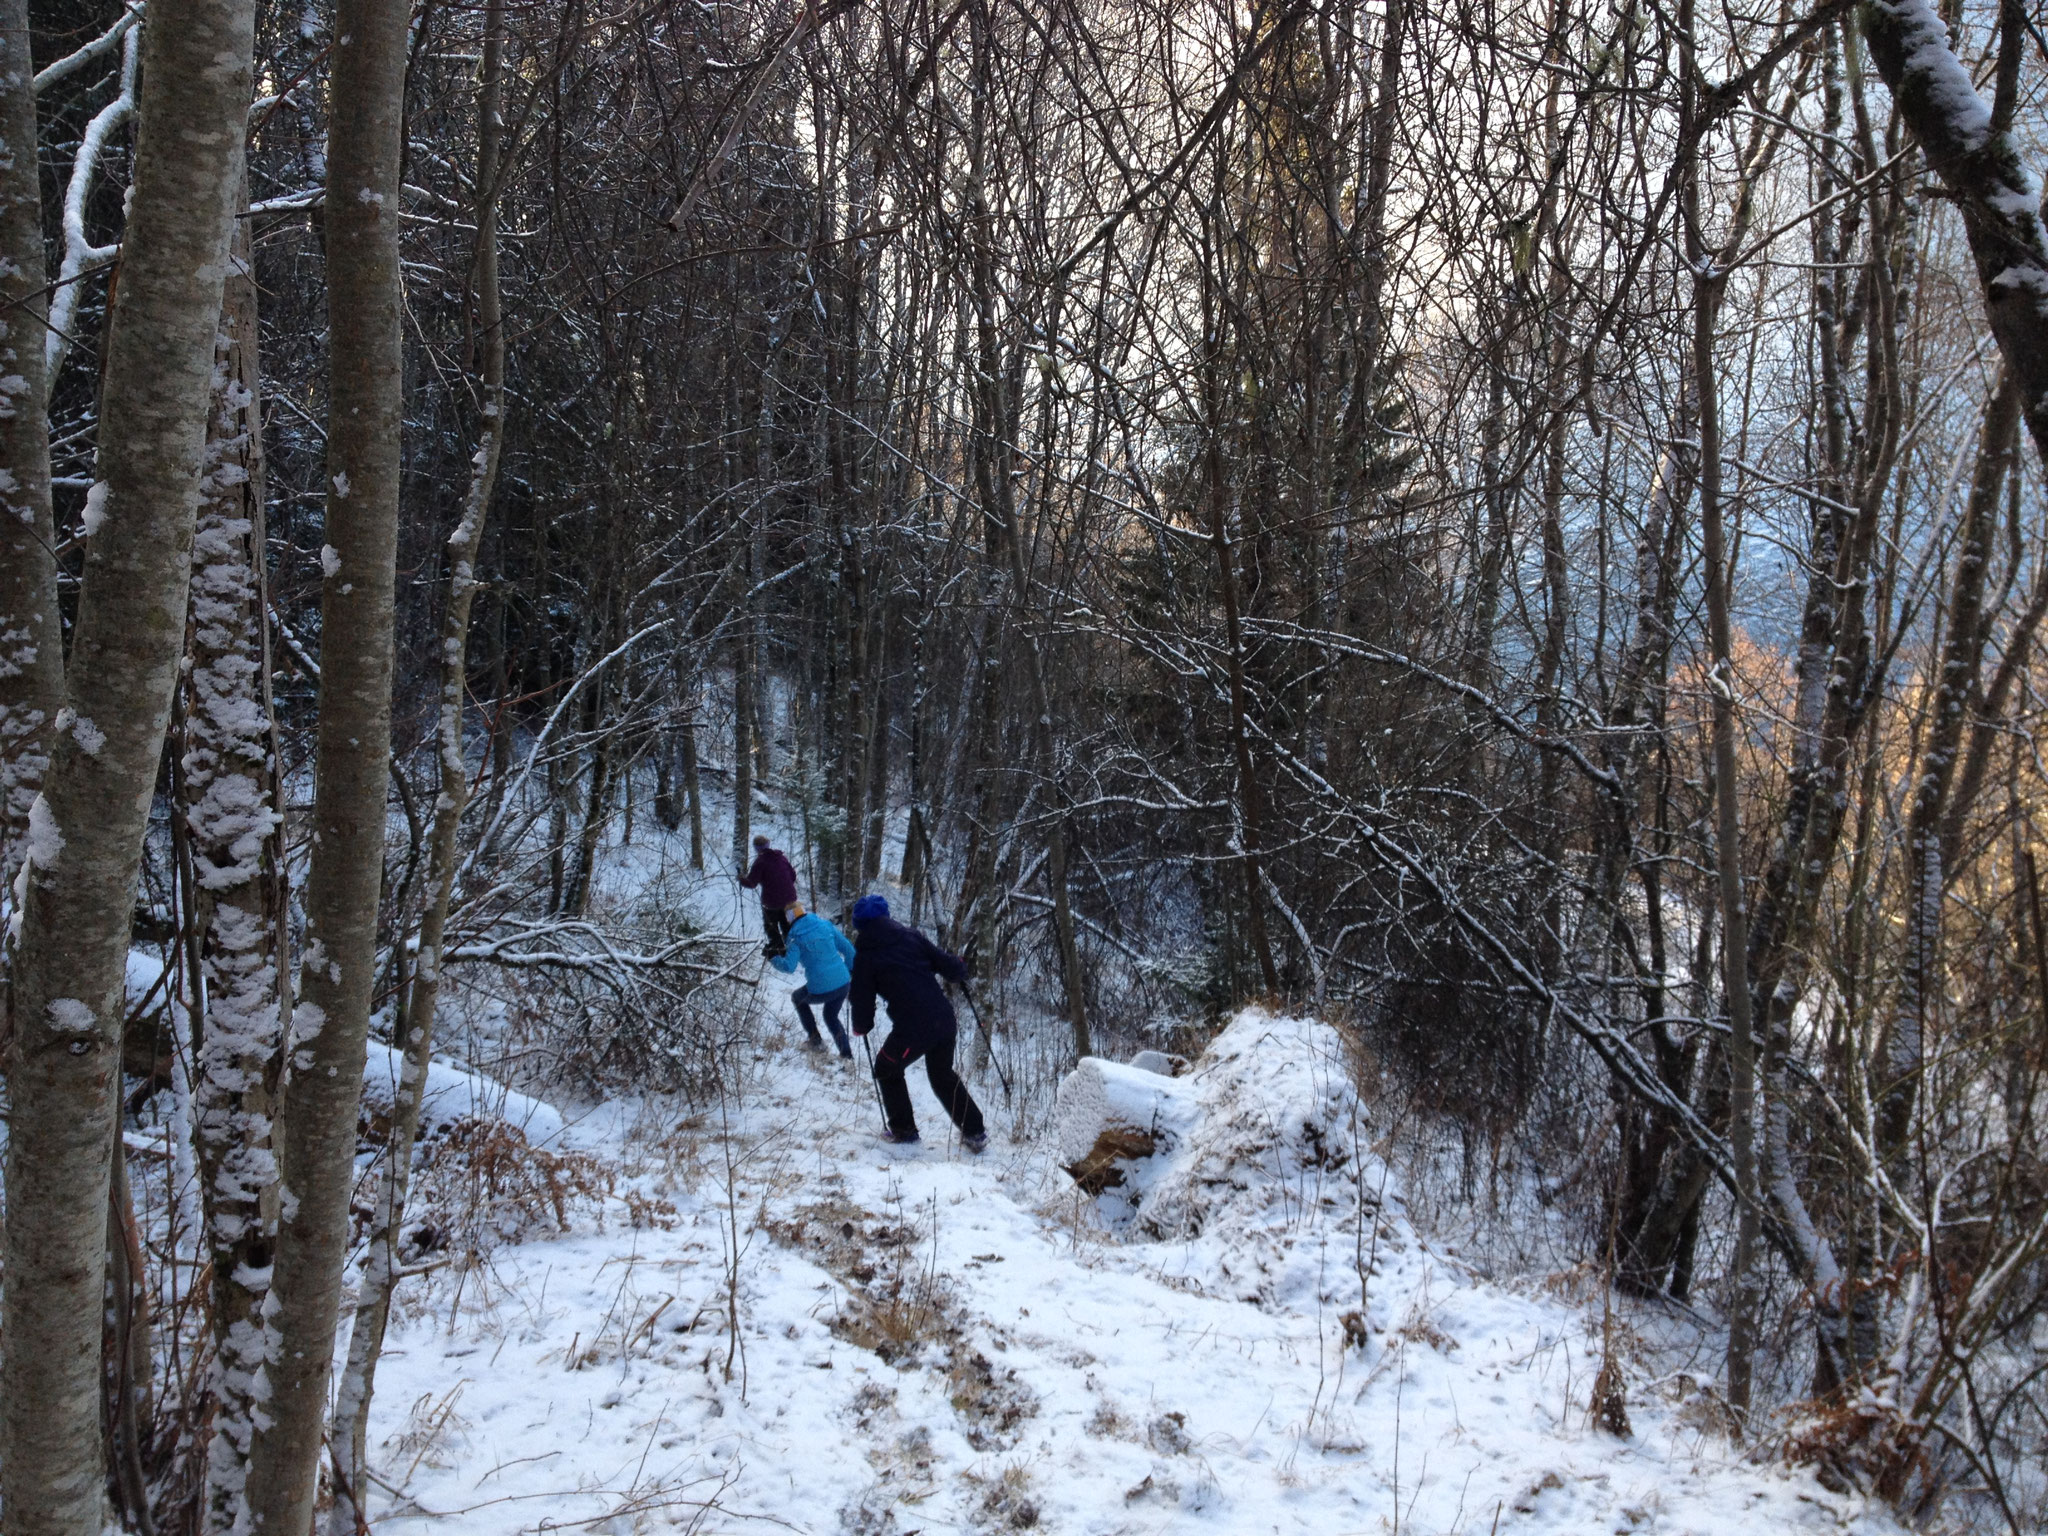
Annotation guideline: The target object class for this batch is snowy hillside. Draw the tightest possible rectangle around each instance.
[350,992,1907,1535]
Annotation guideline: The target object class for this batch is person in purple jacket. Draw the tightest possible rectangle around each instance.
[740,834,799,953]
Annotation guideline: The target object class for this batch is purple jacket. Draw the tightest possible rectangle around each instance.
[740,848,798,909]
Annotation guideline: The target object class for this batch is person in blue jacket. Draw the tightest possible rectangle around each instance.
[848,894,987,1151]
[768,902,857,1057]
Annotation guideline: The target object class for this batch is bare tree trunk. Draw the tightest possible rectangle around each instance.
[841,549,870,895]
[0,0,64,889]
[1880,374,2019,1164]
[1681,16,1760,1416]
[547,747,568,910]
[1533,325,1572,981]
[862,619,888,887]
[568,707,612,917]
[654,733,676,830]
[681,674,704,869]
[1694,265,1761,1426]
[1206,478,1280,997]
[1,0,257,1527]
[1603,421,1702,1294]
[1463,343,1511,701]
[733,631,754,870]
[900,617,928,895]
[325,9,508,1517]
[184,185,290,1536]
[243,0,409,1522]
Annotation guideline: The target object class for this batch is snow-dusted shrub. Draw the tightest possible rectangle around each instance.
[398,1118,610,1255]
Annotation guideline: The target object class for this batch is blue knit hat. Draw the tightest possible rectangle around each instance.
[852,894,889,925]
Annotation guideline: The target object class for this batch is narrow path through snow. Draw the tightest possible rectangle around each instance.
[359,985,1902,1536]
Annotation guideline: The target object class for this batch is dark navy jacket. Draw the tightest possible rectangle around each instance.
[850,917,967,1040]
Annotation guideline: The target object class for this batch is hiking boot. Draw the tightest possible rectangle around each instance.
[962,1132,989,1155]
[800,1036,825,1053]
[879,1129,921,1146]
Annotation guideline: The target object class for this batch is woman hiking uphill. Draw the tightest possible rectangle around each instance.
[769,902,857,1058]
[848,895,988,1152]
[740,834,799,953]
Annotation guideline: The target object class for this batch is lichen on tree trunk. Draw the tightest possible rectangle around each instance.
[1,0,258,1527]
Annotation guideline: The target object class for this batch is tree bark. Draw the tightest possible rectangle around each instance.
[184,184,290,1536]
[1,0,257,1528]
[326,9,508,1518]
[567,699,612,917]
[242,0,410,1524]
[1682,18,1760,1417]
[1206,477,1280,997]
[1879,374,2019,1165]
[0,0,64,889]
[681,676,704,869]
[1694,268,1761,1425]
[733,630,754,870]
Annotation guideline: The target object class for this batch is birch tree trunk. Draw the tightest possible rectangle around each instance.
[1680,15,1760,1419]
[0,0,63,891]
[681,672,704,869]
[326,12,508,1517]
[1880,374,2019,1164]
[185,187,291,1536]
[243,0,409,1525]
[1693,267,1761,1426]
[1,0,257,1527]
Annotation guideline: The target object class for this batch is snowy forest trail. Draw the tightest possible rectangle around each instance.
[354,901,1905,1536]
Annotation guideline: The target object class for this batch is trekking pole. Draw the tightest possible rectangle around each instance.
[957,983,1013,1101]
[859,1034,890,1131]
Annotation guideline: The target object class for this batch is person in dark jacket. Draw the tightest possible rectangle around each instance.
[848,894,987,1151]
[740,834,798,952]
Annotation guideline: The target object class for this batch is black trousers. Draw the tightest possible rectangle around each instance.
[762,904,792,951]
[873,1027,985,1141]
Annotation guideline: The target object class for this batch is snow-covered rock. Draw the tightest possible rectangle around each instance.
[1052,1053,1200,1193]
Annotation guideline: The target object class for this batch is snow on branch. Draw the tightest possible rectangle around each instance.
[46,21,141,381]
[439,916,731,978]
[1865,0,2048,465]
[31,1,142,95]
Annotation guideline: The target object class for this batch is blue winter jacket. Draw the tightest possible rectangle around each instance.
[769,912,856,994]
[850,916,967,1040]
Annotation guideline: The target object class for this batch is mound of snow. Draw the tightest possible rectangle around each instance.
[359,1041,565,1146]
[1059,1008,1404,1308]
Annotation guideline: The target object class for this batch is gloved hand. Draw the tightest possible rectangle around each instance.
[762,940,784,960]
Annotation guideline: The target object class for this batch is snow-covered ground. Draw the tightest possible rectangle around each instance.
[350,931,1906,1535]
